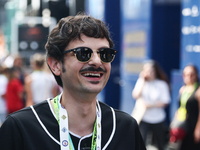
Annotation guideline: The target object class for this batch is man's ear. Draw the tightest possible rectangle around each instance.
[47,57,62,76]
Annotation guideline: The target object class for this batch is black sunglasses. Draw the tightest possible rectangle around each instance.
[63,47,117,63]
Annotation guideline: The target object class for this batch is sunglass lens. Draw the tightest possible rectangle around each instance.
[76,47,92,62]
[100,48,116,63]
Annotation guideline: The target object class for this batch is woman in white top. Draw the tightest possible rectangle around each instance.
[132,60,171,150]
[25,53,60,106]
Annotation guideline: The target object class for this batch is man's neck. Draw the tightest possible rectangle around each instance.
[60,93,97,137]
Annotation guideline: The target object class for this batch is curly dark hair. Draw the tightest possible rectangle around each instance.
[45,13,114,87]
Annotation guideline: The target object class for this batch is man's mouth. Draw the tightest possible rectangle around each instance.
[80,67,106,81]
[82,73,102,78]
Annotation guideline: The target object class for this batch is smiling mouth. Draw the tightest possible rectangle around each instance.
[81,73,103,84]
[82,73,102,78]
[79,67,106,75]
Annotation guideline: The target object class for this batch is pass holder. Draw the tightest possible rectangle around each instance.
[58,95,70,150]
[55,94,102,150]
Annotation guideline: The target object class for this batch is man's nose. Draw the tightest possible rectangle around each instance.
[88,51,102,67]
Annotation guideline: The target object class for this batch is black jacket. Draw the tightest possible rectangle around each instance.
[0,100,146,150]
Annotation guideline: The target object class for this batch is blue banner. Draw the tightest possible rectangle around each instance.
[120,0,152,114]
[181,0,200,70]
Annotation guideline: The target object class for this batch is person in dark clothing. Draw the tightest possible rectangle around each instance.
[0,13,146,150]
[178,65,200,150]
[169,65,200,150]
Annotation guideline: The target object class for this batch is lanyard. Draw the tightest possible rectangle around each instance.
[53,95,101,150]
[177,82,199,121]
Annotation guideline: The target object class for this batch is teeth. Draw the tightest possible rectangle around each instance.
[83,73,100,77]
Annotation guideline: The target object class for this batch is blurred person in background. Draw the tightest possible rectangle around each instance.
[5,67,24,114]
[25,53,59,107]
[132,60,171,150]
[0,65,8,125]
[13,54,25,84]
[173,64,200,150]
[13,54,26,107]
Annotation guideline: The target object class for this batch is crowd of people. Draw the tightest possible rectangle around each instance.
[0,53,61,125]
[0,13,199,150]
[131,61,200,150]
